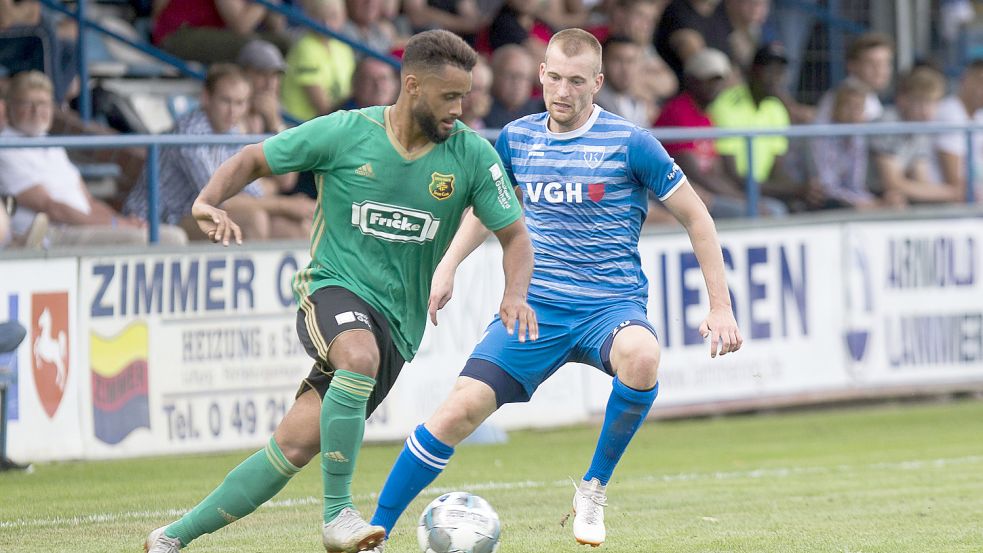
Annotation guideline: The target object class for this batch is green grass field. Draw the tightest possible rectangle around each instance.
[3,399,983,553]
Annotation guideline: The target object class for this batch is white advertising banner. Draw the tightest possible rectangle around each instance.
[843,220,983,386]
[0,258,83,462]
[77,250,314,458]
[585,225,851,412]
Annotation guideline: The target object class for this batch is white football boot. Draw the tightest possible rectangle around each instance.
[322,507,386,552]
[572,478,607,547]
[144,526,181,553]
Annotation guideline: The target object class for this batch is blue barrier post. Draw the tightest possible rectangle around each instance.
[744,136,759,218]
[966,130,977,203]
[76,0,90,124]
[147,144,160,244]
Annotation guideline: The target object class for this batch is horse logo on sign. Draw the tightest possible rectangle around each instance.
[31,292,70,418]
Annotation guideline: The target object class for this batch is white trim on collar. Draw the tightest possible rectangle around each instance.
[544,104,602,140]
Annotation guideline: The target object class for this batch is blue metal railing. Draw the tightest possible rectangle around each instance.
[0,121,979,243]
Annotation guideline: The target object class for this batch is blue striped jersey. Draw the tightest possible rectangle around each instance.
[495,105,685,304]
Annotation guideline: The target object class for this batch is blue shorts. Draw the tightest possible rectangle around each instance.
[465,296,656,404]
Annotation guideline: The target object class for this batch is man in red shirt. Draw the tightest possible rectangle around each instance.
[152,0,290,64]
[654,48,786,217]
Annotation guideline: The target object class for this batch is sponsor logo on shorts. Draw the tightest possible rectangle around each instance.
[334,311,372,328]
[351,201,441,243]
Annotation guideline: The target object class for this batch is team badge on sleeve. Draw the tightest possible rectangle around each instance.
[429,172,455,200]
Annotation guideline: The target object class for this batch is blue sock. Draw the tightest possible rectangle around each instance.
[371,424,454,535]
[584,378,659,485]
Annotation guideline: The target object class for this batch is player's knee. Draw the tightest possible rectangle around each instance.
[615,349,660,390]
[277,439,319,467]
[428,395,490,446]
[332,347,381,377]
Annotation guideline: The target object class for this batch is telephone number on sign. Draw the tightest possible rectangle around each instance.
[162,394,291,442]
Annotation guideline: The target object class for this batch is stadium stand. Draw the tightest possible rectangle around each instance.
[0,0,980,248]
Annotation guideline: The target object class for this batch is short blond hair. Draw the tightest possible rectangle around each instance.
[5,70,53,103]
[546,28,602,74]
[896,67,945,101]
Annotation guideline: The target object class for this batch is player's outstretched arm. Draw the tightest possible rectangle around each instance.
[192,143,274,246]
[491,218,538,342]
[663,179,743,358]
[429,208,493,324]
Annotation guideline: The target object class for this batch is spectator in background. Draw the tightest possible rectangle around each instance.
[342,0,396,56]
[460,57,492,129]
[655,48,785,217]
[152,0,290,64]
[124,65,314,241]
[0,74,7,130]
[0,0,78,105]
[402,0,491,45]
[489,0,555,63]
[723,0,770,72]
[339,56,399,110]
[237,40,300,201]
[602,0,678,111]
[484,44,544,129]
[870,67,959,206]
[655,0,734,81]
[596,36,653,127]
[536,0,590,32]
[0,71,185,247]
[709,43,806,211]
[0,198,9,248]
[282,0,356,121]
[815,32,894,123]
[933,59,983,200]
[238,39,290,134]
[769,0,816,97]
[0,193,47,249]
[808,81,882,210]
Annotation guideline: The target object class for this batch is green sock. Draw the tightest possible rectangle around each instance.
[322,369,376,523]
[165,436,300,546]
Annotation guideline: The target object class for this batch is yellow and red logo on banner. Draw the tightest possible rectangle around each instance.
[90,322,150,444]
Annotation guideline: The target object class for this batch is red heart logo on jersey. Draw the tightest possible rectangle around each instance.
[588,183,605,202]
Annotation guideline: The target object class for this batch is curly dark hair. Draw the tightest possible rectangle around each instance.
[401,30,478,75]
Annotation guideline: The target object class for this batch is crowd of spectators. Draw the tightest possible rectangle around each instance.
[2,0,983,249]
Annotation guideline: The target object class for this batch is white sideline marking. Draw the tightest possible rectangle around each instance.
[2,455,980,530]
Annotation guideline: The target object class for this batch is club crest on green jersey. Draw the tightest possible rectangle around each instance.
[351,201,441,243]
[429,172,455,200]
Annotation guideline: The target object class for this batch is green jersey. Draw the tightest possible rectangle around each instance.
[263,106,522,360]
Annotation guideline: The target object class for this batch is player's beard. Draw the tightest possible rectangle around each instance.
[413,102,452,144]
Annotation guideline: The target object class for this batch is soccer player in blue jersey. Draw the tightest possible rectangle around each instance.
[367,28,742,549]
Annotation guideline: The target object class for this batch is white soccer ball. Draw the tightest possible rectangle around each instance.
[417,491,501,553]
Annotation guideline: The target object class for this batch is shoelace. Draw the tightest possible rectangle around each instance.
[569,478,607,525]
[334,509,370,531]
[150,533,181,552]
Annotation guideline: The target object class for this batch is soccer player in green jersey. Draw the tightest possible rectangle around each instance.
[145,30,537,553]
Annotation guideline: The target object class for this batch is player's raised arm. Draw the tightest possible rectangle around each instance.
[491,217,537,342]
[662,179,742,358]
[192,142,273,246]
